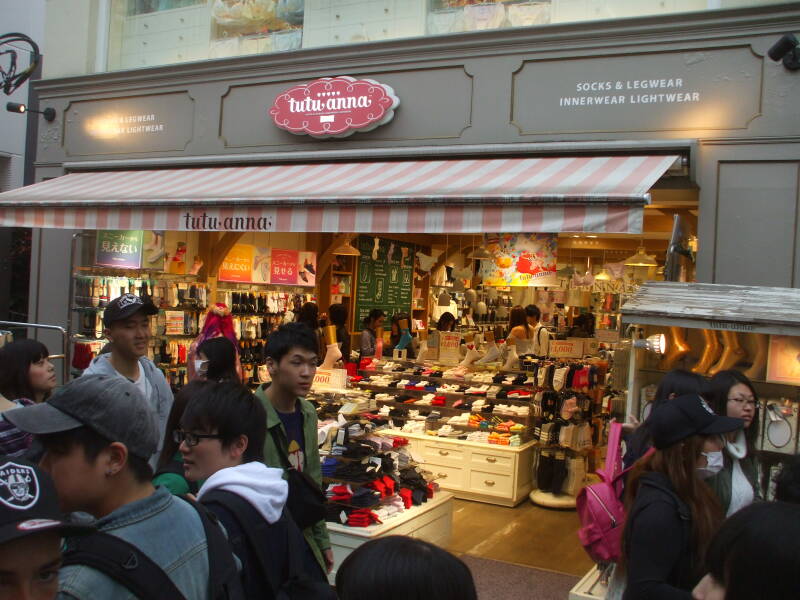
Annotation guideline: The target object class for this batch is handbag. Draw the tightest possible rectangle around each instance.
[269,428,327,530]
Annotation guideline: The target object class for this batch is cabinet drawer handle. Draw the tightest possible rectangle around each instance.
[438,450,449,456]
[486,457,497,463]
[484,480,495,486]
[437,473,448,479]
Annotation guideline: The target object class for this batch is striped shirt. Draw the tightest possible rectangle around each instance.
[0,398,35,457]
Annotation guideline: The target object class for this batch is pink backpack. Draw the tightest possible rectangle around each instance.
[576,421,629,563]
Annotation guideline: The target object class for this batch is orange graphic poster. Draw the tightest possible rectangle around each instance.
[218,244,255,282]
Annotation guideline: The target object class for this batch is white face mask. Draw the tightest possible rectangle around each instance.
[697,450,724,479]
[194,359,208,375]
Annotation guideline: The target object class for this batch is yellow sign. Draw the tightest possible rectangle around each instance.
[218,244,255,282]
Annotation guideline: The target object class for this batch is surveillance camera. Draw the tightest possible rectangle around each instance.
[768,33,800,71]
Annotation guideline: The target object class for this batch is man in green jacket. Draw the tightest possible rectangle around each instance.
[255,322,332,578]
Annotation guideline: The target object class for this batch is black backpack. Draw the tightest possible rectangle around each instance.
[201,489,336,600]
[62,496,244,600]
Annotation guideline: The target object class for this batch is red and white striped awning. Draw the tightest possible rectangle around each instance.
[0,155,677,233]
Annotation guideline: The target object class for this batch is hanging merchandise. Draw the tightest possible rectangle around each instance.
[481,233,558,287]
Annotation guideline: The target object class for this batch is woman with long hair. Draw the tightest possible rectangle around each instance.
[328,302,351,362]
[507,305,534,354]
[196,337,240,383]
[188,303,241,381]
[623,369,708,469]
[0,339,56,456]
[296,301,324,359]
[436,311,456,332]
[359,308,385,360]
[621,394,743,598]
[704,370,761,516]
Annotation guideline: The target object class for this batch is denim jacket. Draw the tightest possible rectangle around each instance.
[58,486,211,600]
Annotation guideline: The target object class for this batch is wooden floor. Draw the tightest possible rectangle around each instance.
[446,498,595,577]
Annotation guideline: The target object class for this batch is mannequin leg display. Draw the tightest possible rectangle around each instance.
[744,333,769,381]
[692,329,722,375]
[660,326,691,370]
[320,343,343,370]
[476,341,500,364]
[460,345,483,367]
[416,340,429,364]
[503,344,520,371]
[708,330,748,377]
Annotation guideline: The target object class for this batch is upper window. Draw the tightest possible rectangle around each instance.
[105,0,792,72]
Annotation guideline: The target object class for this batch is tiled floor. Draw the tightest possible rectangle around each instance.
[446,498,595,577]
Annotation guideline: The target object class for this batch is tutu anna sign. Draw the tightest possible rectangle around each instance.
[269,76,400,138]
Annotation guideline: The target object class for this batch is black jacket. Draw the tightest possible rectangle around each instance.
[623,472,695,600]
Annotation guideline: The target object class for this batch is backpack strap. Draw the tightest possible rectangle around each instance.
[180,495,243,600]
[62,531,186,600]
[201,489,289,596]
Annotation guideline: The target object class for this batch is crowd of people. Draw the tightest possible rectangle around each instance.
[0,292,798,599]
[616,368,800,599]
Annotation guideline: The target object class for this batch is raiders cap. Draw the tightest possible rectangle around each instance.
[102,293,158,327]
[0,457,91,545]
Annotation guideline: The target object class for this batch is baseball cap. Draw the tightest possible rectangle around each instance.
[0,456,92,545]
[649,393,744,449]
[102,293,158,327]
[5,375,159,460]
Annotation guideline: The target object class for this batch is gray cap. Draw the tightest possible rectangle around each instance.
[5,375,159,460]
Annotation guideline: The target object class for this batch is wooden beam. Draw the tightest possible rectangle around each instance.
[207,231,244,276]
[317,233,353,282]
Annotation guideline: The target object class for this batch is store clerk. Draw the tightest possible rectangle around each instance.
[359,309,385,360]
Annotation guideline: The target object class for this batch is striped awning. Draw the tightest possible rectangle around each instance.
[0,155,677,233]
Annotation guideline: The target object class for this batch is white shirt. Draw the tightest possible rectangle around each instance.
[131,362,153,404]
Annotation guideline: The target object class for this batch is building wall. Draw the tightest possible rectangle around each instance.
[25,4,800,341]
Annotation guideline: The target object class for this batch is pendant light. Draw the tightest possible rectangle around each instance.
[595,250,611,280]
[467,234,492,260]
[331,235,360,256]
[624,244,657,267]
[437,288,452,306]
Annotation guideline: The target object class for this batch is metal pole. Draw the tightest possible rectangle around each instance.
[0,321,69,382]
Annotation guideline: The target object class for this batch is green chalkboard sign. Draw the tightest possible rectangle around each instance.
[355,236,415,327]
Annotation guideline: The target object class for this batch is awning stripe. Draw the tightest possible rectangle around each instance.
[0,156,677,232]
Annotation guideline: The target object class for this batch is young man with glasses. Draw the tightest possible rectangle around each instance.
[4,375,237,599]
[179,380,332,598]
[254,323,333,578]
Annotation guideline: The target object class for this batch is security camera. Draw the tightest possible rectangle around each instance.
[767,33,800,71]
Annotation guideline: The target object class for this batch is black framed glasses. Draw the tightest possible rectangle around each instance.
[173,430,224,447]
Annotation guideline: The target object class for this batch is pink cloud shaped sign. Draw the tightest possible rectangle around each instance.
[269,76,400,138]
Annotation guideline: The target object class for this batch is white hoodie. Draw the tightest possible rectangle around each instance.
[197,461,288,524]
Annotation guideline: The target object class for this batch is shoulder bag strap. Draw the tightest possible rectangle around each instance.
[181,495,243,600]
[62,532,186,600]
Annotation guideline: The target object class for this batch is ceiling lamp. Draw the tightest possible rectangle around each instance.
[468,246,492,260]
[633,333,667,355]
[624,246,658,267]
[331,237,360,256]
[595,268,611,281]
[437,289,452,306]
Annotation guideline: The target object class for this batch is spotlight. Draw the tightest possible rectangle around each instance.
[633,334,667,355]
[767,33,800,71]
[5,102,56,122]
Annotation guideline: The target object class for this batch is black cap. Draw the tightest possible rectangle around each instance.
[102,293,158,327]
[0,457,92,544]
[649,393,744,449]
[5,375,159,461]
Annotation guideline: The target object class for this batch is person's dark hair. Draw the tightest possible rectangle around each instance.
[0,339,50,401]
[197,337,239,382]
[390,312,410,334]
[264,322,319,363]
[509,306,532,336]
[621,434,723,580]
[180,381,266,463]
[703,501,800,600]
[775,456,800,504]
[296,302,320,330]
[625,369,708,468]
[436,312,456,332]
[363,309,385,328]
[157,380,204,471]
[39,426,153,483]
[707,370,759,448]
[329,303,348,328]
[335,536,477,600]
[525,304,541,321]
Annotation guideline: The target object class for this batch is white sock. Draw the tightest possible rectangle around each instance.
[503,345,519,371]
[321,343,342,370]
[460,346,483,367]
[476,342,500,364]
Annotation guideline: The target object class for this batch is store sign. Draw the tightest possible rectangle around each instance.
[480,233,558,287]
[313,368,347,390]
[269,76,400,138]
[438,332,462,365]
[596,329,621,344]
[550,339,585,358]
[95,230,143,269]
[218,244,316,287]
[512,46,761,134]
[64,92,194,156]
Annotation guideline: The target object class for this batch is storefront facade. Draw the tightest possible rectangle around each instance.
[4,2,800,361]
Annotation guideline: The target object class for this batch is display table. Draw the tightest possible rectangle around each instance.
[380,430,536,506]
[569,567,607,599]
[326,491,454,582]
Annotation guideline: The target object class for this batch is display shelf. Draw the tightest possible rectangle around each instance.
[359,369,542,396]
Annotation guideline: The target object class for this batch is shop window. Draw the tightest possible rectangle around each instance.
[103,0,794,72]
